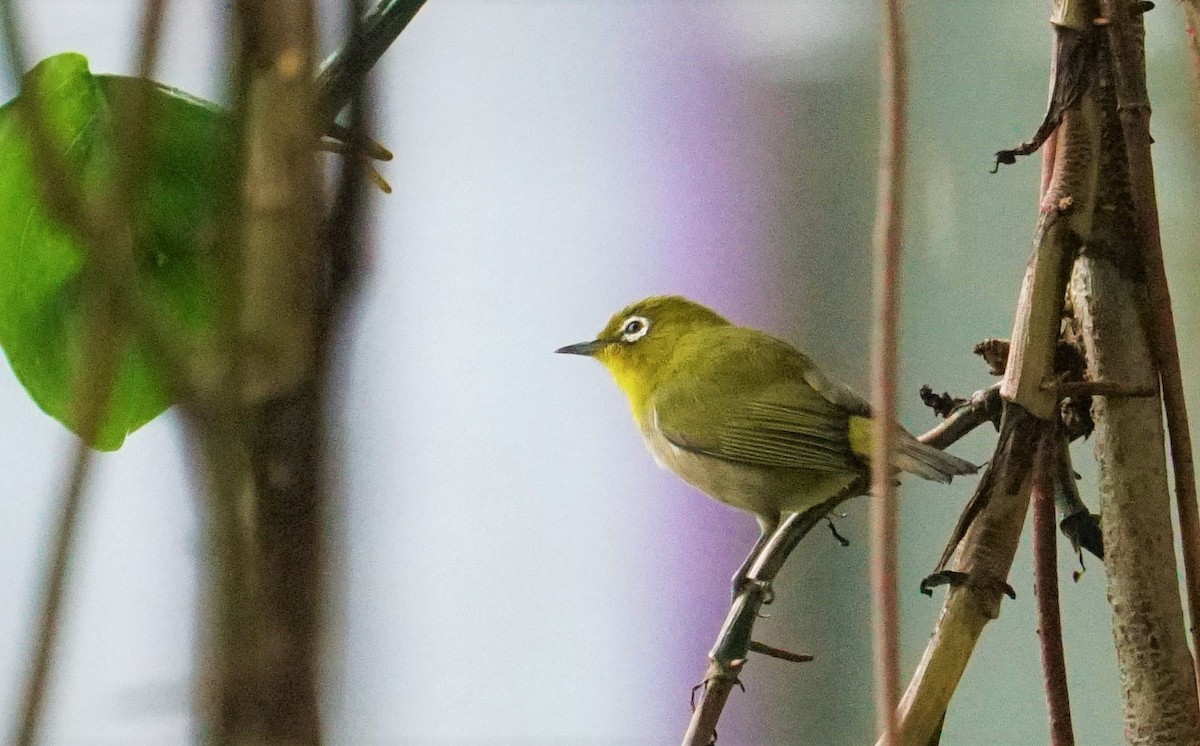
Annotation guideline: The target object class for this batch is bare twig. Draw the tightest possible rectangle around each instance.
[918,385,1003,450]
[1032,431,1075,745]
[1099,0,1200,693]
[999,5,1100,422]
[112,0,167,194]
[930,0,1100,582]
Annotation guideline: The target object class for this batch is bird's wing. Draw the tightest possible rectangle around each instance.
[650,329,863,473]
[800,364,872,418]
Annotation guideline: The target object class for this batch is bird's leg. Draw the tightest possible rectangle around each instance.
[730,516,779,603]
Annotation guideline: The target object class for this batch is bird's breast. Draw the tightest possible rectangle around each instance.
[639,408,864,520]
[639,411,771,516]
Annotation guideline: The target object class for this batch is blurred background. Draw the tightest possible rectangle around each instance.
[2,1,1199,743]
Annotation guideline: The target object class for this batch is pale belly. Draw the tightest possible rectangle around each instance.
[640,419,862,520]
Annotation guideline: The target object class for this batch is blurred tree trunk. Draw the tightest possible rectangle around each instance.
[200,2,327,743]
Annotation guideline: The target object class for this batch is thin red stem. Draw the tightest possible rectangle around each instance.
[1032,432,1075,745]
[870,0,907,743]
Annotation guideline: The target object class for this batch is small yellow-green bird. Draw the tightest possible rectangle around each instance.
[557,295,976,596]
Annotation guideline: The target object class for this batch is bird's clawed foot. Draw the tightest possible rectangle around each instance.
[690,675,745,711]
[730,576,775,605]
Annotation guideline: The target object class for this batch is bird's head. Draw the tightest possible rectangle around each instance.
[556,295,730,412]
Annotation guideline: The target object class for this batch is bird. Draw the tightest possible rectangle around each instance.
[557,295,976,599]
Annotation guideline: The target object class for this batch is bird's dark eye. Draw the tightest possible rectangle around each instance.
[619,315,650,342]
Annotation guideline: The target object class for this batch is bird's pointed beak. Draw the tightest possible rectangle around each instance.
[555,339,610,356]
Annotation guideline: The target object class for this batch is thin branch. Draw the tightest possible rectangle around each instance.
[1032,431,1075,745]
[5,0,168,741]
[682,401,993,746]
[681,485,863,746]
[314,0,428,127]
[111,0,168,211]
[14,278,131,746]
[869,0,908,740]
[1099,0,1200,693]
[918,385,1002,451]
[683,3,914,737]
[14,444,95,746]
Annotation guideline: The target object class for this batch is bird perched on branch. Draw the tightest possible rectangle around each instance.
[557,295,976,598]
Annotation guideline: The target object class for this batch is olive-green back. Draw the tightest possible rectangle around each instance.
[651,326,870,475]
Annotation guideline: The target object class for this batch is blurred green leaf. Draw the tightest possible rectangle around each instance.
[0,52,226,449]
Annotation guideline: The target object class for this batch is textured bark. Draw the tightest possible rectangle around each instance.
[1101,0,1200,692]
[1063,17,1200,738]
[1071,258,1200,743]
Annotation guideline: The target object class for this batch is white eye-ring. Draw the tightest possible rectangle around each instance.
[620,315,650,342]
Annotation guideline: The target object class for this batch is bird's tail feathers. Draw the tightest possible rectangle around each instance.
[893,433,977,483]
